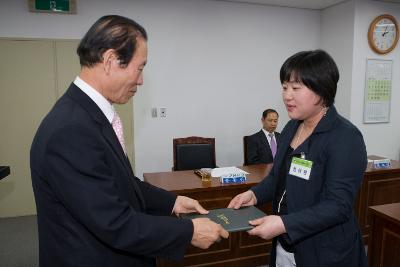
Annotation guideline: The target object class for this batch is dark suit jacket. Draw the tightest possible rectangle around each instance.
[30,84,193,267]
[246,130,280,164]
[251,106,367,267]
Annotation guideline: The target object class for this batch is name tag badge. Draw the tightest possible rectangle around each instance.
[289,157,313,180]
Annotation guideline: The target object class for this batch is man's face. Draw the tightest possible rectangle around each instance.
[106,37,148,104]
[262,112,278,132]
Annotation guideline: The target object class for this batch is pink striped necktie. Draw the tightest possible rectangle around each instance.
[112,111,126,154]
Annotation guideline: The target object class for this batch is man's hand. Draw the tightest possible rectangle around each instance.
[172,196,208,217]
[191,218,229,249]
[247,215,286,240]
[227,190,257,209]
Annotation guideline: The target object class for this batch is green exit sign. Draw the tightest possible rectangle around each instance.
[28,0,77,14]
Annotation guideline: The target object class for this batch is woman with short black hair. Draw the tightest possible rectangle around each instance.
[229,50,367,267]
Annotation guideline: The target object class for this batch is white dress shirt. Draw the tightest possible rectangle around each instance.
[262,128,276,148]
[73,76,116,123]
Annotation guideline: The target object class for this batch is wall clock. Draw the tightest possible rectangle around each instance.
[368,14,399,54]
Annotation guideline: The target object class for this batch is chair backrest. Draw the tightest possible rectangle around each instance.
[173,136,216,171]
[243,136,249,166]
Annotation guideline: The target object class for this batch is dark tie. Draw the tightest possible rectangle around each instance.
[269,133,277,158]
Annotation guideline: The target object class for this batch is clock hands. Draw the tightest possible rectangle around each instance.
[382,25,389,37]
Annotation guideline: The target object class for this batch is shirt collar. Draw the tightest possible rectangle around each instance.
[73,76,115,123]
[262,128,274,137]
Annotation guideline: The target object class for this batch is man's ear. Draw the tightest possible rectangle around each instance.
[102,49,118,75]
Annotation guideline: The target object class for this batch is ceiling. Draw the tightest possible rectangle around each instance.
[212,0,400,10]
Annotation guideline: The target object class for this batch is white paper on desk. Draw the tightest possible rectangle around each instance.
[211,167,249,177]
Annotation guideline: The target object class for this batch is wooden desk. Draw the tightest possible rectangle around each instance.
[355,156,400,243]
[144,164,273,267]
[144,156,400,266]
[368,203,400,267]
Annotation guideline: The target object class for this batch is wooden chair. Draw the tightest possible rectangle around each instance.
[173,136,216,171]
[243,136,250,166]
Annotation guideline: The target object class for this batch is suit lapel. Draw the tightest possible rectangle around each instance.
[259,130,272,156]
[290,106,338,157]
[101,125,133,173]
[66,84,146,210]
[101,124,146,210]
[274,122,299,166]
[259,130,269,147]
[275,132,280,144]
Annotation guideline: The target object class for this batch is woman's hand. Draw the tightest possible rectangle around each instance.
[227,190,257,209]
[247,215,286,240]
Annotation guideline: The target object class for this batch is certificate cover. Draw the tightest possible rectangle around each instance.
[182,206,266,232]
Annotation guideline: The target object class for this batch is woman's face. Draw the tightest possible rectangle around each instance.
[282,79,323,121]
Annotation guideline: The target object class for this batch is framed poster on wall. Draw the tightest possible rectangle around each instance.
[363,59,392,123]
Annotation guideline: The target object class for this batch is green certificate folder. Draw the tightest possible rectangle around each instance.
[182,206,266,233]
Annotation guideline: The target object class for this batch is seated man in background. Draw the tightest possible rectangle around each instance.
[246,109,280,164]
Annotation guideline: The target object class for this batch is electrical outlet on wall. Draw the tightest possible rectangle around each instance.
[160,107,167,118]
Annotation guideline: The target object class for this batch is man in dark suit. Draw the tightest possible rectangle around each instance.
[246,109,280,164]
[30,15,228,267]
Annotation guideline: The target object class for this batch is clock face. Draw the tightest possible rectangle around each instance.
[369,15,399,54]
[373,18,397,50]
